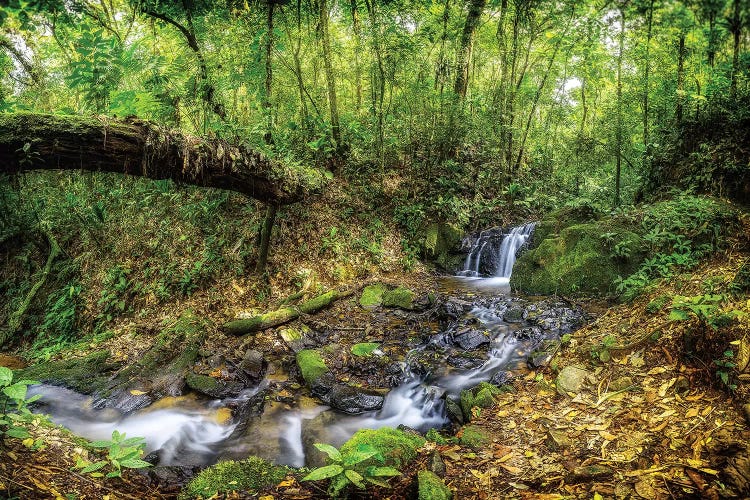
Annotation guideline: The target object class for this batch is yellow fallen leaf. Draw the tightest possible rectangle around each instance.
[22,438,34,448]
[702,406,713,416]
[599,431,617,441]
[658,379,676,397]
[501,464,523,474]
[685,408,699,418]
[655,409,676,420]
[647,367,667,375]
[685,393,705,401]
[497,453,514,463]
[130,390,147,396]
[276,479,295,488]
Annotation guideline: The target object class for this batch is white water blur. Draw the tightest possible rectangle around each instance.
[495,222,536,277]
[457,222,536,279]
[28,385,236,465]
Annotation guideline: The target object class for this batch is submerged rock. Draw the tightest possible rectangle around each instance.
[185,372,244,399]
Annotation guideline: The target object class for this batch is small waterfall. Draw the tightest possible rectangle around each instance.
[458,222,535,278]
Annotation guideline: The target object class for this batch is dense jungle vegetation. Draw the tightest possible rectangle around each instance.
[0,0,749,498]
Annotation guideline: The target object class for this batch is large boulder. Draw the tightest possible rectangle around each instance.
[511,223,644,296]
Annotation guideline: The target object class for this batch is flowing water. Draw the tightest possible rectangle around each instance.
[456,222,536,286]
[30,223,541,469]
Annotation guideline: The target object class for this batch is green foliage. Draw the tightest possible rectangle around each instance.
[351,343,380,357]
[0,367,41,442]
[669,294,743,331]
[180,457,293,499]
[302,442,401,497]
[74,430,151,478]
[590,335,618,363]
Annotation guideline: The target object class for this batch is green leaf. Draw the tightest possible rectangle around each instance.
[366,466,401,477]
[669,309,690,321]
[80,461,108,473]
[0,367,13,386]
[3,383,28,401]
[351,343,380,357]
[364,476,392,487]
[5,427,30,439]
[89,440,113,448]
[301,464,344,481]
[106,471,122,478]
[120,459,152,469]
[313,443,342,462]
[342,448,379,466]
[345,469,365,488]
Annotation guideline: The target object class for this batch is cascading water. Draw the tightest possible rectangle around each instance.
[457,222,536,280]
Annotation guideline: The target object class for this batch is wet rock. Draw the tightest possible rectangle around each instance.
[453,328,490,350]
[523,300,586,335]
[489,371,514,387]
[556,366,590,396]
[446,355,484,369]
[443,297,473,318]
[326,384,384,414]
[429,451,446,478]
[514,326,545,343]
[301,411,338,468]
[108,391,153,412]
[503,306,525,323]
[147,465,200,493]
[527,339,559,369]
[238,350,266,381]
[445,397,464,425]
[382,287,415,310]
[185,372,244,399]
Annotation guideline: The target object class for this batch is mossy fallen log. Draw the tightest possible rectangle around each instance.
[0,113,324,205]
[223,289,351,335]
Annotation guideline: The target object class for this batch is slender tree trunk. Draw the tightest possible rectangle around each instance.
[643,0,653,150]
[364,0,386,169]
[263,1,275,146]
[256,204,278,275]
[436,0,452,94]
[730,0,741,99]
[580,76,588,135]
[319,0,342,158]
[453,0,487,98]
[350,0,363,112]
[614,7,625,207]
[676,33,686,125]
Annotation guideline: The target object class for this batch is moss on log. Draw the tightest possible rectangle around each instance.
[223,289,349,335]
[0,113,325,205]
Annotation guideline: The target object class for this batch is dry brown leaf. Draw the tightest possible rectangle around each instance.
[686,407,699,418]
[501,464,523,474]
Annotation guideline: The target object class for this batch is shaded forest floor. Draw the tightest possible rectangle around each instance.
[3,244,750,500]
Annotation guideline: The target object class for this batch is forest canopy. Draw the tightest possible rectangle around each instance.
[1,0,748,216]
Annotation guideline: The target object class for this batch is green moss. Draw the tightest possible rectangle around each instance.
[185,373,221,393]
[425,428,453,445]
[381,286,415,310]
[359,284,388,309]
[339,427,425,469]
[646,295,670,314]
[422,223,463,271]
[418,470,452,500]
[511,223,644,296]
[15,350,114,395]
[179,457,292,499]
[459,425,488,449]
[296,349,329,385]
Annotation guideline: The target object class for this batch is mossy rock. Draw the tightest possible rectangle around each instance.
[296,349,329,385]
[381,287,415,310]
[459,425,488,449]
[15,350,115,395]
[418,470,452,500]
[359,283,388,309]
[179,456,292,499]
[339,427,425,469]
[511,223,645,296]
[422,222,464,271]
[459,382,500,420]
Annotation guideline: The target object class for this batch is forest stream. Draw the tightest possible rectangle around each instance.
[26,224,584,470]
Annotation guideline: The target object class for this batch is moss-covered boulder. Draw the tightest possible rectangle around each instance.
[381,287,415,310]
[179,457,292,499]
[418,470,452,500]
[422,222,464,271]
[14,350,116,395]
[339,427,425,469]
[359,283,388,309]
[511,223,644,296]
[459,382,501,420]
[296,349,329,385]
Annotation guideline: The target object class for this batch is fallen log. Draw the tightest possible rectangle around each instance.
[223,289,353,335]
[0,113,324,205]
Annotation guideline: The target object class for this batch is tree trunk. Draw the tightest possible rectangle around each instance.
[350,0,363,112]
[255,203,278,275]
[364,0,386,170]
[223,289,351,335]
[643,0,653,150]
[676,33,686,125]
[263,1,276,146]
[0,113,313,205]
[319,0,342,158]
[454,0,487,98]
[614,7,625,208]
[730,0,741,99]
